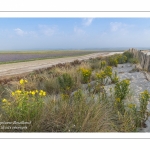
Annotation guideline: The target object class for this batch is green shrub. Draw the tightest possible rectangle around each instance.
[96,70,106,85]
[114,79,130,113]
[72,89,83,103]
[127,103,140,129]
[104,66,112,78]
[108,57,118,67]
[100,61,107,69]
[95,66,113,85]
[123,51,133,61]
[129,58,139,64]
[115,79,130,100]
[58,73,74,95]
[110,71,119,83]
[90,60,106,70]
[90,60,101,70]
[43,77,60,94]
[139,90,150,123]
[117,54,127,64]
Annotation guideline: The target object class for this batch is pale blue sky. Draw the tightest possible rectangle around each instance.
[0,18,150,50]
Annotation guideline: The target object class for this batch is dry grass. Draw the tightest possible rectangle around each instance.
[37,92,117,132]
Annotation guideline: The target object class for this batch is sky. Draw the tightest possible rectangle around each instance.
[0,18,150,50]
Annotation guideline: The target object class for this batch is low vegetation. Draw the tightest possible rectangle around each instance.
[0,50,148,132]
[0,50,100,64]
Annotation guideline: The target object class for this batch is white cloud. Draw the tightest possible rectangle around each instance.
[110,22,134,32]
[14,28,38,38]
[82,18,94,26]
[74,27,85,35]
[39,25,56,36]
[14,28,27,36]
[110,22,123,32]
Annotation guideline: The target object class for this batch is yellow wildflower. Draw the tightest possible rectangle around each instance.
[128,103,135,109]
[19,79,28,85]
[101,61,106,66]
[19,79,24,84]
[31,91,35,95]
[96,71,106,79]
[39,90,46,96]
[116,97,120,102]
[66,86,70,90]
[12,92,15,96]
[15,90,22,94]
[124,79,130,85]
[2,99,8,103]
[43,92,46,96]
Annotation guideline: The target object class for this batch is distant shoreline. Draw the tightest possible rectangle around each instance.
[0,47,150,52]
[0,49,126,53]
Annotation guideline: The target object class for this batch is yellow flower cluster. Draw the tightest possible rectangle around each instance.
[109,56,119,67]
[140,90,149,95]
[123,79,130,85]
[101,61,106,65]
[80,68,91,77]
[116,54,127,63]
[7,79,45,97]
[11,89,46,97]
[61,93,69,100]
[39,90,46,96]
[96,66,113,80]
[1,79,46,122]
[112,76,119,83]
[140,90,150,101]
[12,90,21,96]
[19,79,28,85]
[96,71,106,79]
[2,98,11,106]
[128,103,136,109]
[114,79,130,101]
[104,66,112,77]
[80,68,92,83]
[2,98,7,103]
[115,97,120,102]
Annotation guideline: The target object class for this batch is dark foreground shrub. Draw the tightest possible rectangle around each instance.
[58,73,74,95]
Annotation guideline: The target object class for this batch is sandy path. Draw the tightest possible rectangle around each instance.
[0,52,123,77]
